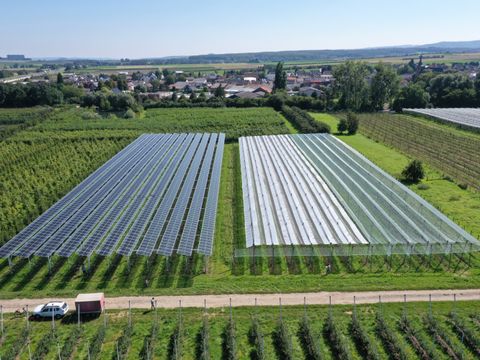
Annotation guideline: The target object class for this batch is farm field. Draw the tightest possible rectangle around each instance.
[0,301,479,359]
[0,107,479,300]
[34,107,290,140]
[354,112,480,191]
[0,133,224,259]
[0,107,52,140]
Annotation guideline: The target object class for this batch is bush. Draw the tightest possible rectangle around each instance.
[222,318,237,360]
[124,109,136,119]
[60,326,82,360]
[140,321,158,360]
[273,320,294,360]
[424,313,466,360]
[298,316,323,360]
[3,326,29,360]
[113,323,133,359]
[88,325,106,360]
[346,112,359,135]
[417,183,430,190]
[248,318,266,360]
[402,160,425,183]
[81,111,101,120]
[351,314,380,360]
[400,313,440,360]
[337,118,348,134]
[169,321,184,360]
[281,105,330,133]
[325,312,352,360]
[375,311,408,360]
[197,317,210,360]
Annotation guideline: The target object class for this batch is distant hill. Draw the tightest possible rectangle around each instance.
[22,40,480,65]
[135,40,480,65]
[422,40,480,49]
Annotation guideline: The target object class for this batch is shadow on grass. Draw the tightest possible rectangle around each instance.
[156,256,179,289]
[34,256,67,290]
[76,255,104,290]
[115,254,141,289]
[249,256,264,276]
[176,255,198,289]
[0,258,28,289]
[55,256,84,290]
[136,254,160,290]
[13,257,47,291]
[97,254,122,289]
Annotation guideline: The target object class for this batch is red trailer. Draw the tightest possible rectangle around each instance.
[75,293,105,314]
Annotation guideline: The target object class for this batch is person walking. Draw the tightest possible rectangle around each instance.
[150,297,156,310]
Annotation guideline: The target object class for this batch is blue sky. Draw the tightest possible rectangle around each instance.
[1,0,480,58]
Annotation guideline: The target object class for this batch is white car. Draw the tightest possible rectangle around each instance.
[33,301,69,319]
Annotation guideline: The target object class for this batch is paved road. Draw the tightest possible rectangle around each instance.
[1,289,479,313]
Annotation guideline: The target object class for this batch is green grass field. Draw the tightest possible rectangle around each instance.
[0,108,479,301]
[1,301,478,359]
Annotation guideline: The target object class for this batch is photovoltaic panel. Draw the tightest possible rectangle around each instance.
[61,135,174,257]
[1,132,226,260]
[197,133,225,256]
[157,133,210,256]
[135,134,202,256]
[15,134,161,257]
[116,134,193,257]
[0,134,150,258]
[94,134,183,256]
[177,133,217,256]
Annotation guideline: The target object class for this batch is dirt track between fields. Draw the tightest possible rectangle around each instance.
[1,289,479,313]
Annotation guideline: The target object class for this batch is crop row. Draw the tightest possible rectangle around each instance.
[1,304,479,359]
[357,113,480,190]
[33,106,291,140]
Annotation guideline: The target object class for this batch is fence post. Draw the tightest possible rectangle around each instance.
[429,294,432,315]
[77,304,81,328]
[26,304,29,330]
[52,305,55,331]
[0,304,4,339]
[303,296,307,318]
[128,300,131,328]
[353,296,356,319]
[279,297,282,321]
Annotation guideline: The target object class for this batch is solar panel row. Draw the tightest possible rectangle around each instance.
[117,134,194,256]
[197,133,225,256]
[0,134,151,258]
[177,134,217,256]
[22,135,164,258]
[0,133,225,259]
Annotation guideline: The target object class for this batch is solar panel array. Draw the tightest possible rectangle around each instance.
[0,133,225,259]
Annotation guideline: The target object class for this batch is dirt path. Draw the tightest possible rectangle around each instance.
[1,289,479,313]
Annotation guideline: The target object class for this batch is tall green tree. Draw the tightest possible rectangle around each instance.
[428,74,475,107]
[333,61,370,111]
[475,75,480,105]
[214,85,225,98]
[370,63,400,110]
[392,84,430,111]
[273,62,286,92]
[56,72,64,85]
